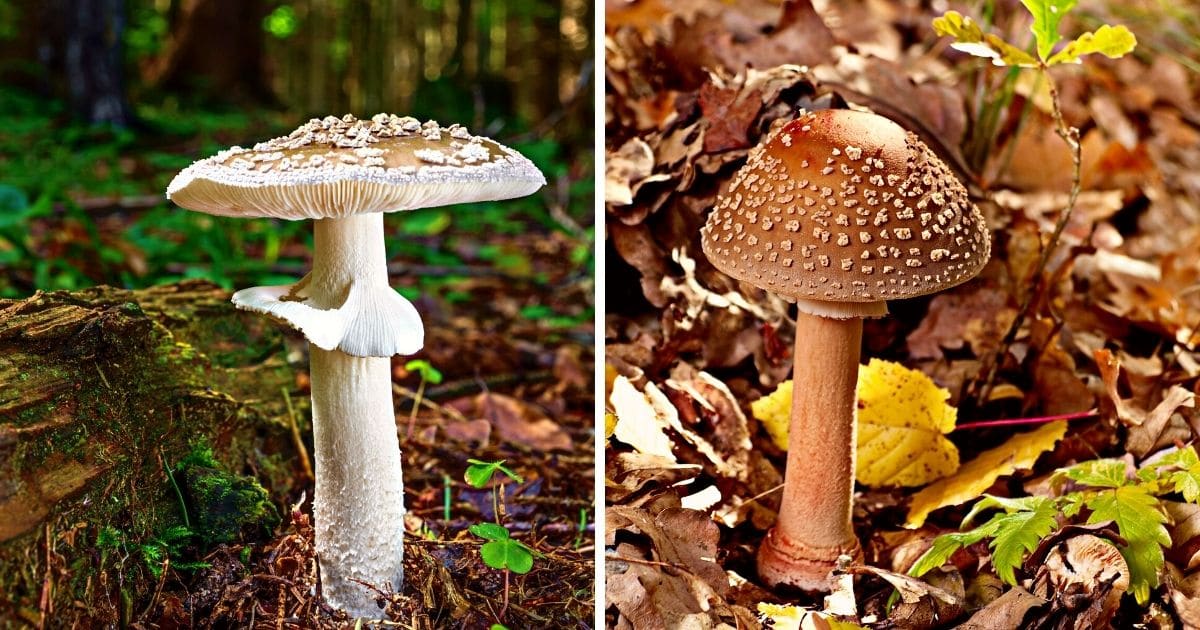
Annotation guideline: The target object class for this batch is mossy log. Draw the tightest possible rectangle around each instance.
[0,280,308,627]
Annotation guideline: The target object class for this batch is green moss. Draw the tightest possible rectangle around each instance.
[0,284,302,625]
[177,443,280,545]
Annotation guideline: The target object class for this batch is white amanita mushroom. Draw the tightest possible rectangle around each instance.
[167,113,544,616]
[701,109,990,590]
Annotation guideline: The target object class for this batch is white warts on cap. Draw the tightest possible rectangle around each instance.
[701,109,990,307]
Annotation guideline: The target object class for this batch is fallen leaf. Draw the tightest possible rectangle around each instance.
[857,359,960,487]
[610,376,677,460]
[906,286,1014,360]
[1126,385,1196,458]
[607,452,701,504]
[753,360,960,487]
[750,379,792,451]
[608,504,728,595]
[954,587,1047,630]
[756,603,867,630]
[905,421,1068,528]
[845,564,964,629]
[445,392,573,452]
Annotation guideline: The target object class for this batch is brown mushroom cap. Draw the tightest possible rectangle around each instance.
[701,109,990,316]
[167,113,545,219]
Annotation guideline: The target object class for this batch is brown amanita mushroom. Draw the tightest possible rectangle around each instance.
[701,108,990,590]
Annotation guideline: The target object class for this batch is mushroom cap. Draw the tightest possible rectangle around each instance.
[166,113,545,219]
[701,109,990,310]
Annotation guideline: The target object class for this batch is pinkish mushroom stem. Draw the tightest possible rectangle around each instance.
[757,310,864,590]
[700,109,991,591]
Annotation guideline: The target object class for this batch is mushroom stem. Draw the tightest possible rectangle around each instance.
[310,212,390,307]
[307,213,406,616]
[758,310,863,590]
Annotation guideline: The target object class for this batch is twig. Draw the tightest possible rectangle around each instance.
[281,388,313,483]
[970,68,1083,407]
[424,370,555,399]
[391,384,469,423]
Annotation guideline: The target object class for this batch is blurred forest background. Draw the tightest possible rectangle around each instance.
[0,0,594,302]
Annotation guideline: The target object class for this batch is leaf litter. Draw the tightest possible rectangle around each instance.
[604,0,1200,627]
[129,228,595,628]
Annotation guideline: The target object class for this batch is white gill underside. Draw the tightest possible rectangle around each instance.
[309,348,406,617]
[232,212,423,357]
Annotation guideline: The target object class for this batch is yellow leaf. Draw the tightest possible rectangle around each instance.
[751,360,960,487]
[756,603,868,630]
[750,380,792,450]
[857,359,959,487]
[905,421,1068,528]
[604,412,617,439]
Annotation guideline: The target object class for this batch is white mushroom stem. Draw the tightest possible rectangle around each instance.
[758,310,863,590]
[311,349,405,616]
[307,213,406,616]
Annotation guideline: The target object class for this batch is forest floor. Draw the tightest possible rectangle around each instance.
[160,249,597,629]
[604,0,1200,628]
[0,95,595,627]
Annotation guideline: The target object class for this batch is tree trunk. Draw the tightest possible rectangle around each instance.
[40,0,134,126]
[0,280,306,627]
[146,0,275,104]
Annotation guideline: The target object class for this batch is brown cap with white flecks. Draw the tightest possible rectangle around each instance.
[701,109,990,318]
[167,113,545,219]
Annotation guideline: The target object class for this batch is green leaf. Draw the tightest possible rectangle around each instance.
[262,5,298,39]
[1059,459,1130,488]
[1145,447,1200,502]
[909,527,993,578]
[1020,0,1077,60]
[1172,467,1200,503]
[932,11,1038,67]
[962,495,1052,527]
[987,501,1060,584]
[469,522,510,542]
[1086,486,1169,603]
[1148,447,1200,471]
[480,539,534,574]
[464,459,524,488]
[404,359,443,385]
[1062,492,1086,518]
[1047,24,1136,65]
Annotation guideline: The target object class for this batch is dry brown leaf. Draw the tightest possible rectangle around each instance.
[1126,385,1196,458]
[609,504,727,595]
[446,392,573,452]
[845,564,964,629]
[907,286,1014,360]
[955,587,1047,630]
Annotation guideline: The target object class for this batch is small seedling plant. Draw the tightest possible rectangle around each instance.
[404,359,443,438]
[932,0,1136,405]
[911,446,1200,603]
[464,459,538,620]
